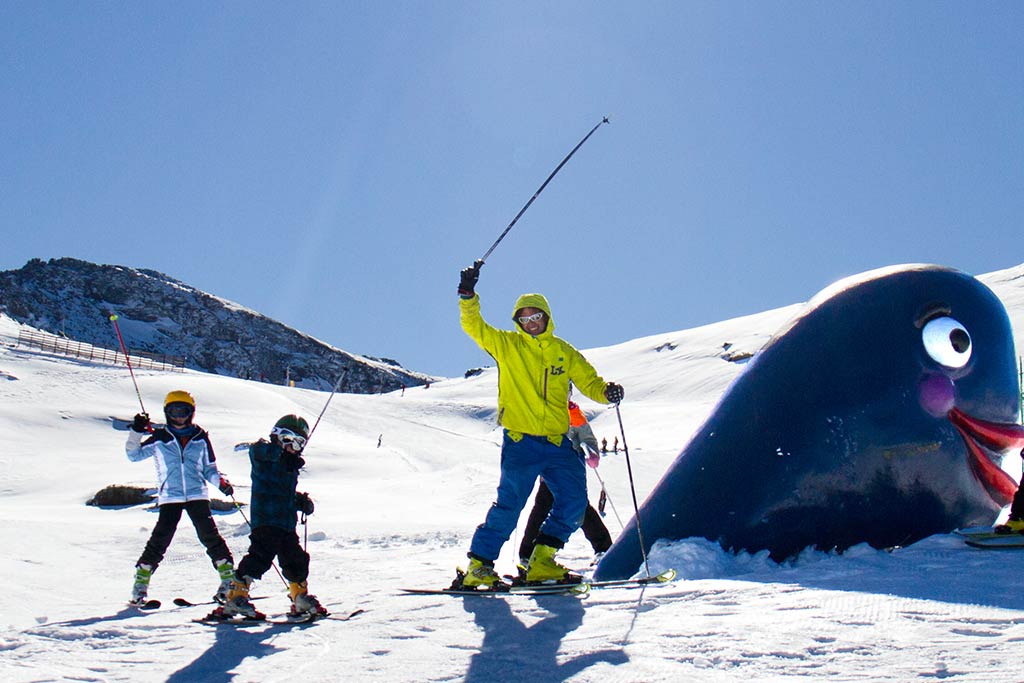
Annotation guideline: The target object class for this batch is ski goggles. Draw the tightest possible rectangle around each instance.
[165,402,195,420]
[272,426,307,450]
[516,311,545,325]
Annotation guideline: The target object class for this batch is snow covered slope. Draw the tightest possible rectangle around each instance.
[1,264,1023,682]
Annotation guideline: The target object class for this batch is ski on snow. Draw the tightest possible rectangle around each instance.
[953,525,1024,548]
[964,535,1024,549]
[127,596,271,612]
[172,595,270,608]
[953,525,1007,539]
[400,568,677,597]
[582,567,678,589]
[400,583,590,597]
[192,608,365,626]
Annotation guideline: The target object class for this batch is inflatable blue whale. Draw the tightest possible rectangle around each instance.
[595,265,1024,580]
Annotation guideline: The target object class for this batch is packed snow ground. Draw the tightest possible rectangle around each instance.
[3,264,1024,682]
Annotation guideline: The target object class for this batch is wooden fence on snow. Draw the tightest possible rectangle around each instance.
[16,328,185,372]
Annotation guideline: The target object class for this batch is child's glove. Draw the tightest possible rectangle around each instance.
[218,476,234,496]
[584,444,600,469]
[131,413,151,433]
[295,491,315,516]
[282,450,306,472]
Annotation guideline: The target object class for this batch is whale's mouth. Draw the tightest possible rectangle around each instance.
[948,407,1024,507]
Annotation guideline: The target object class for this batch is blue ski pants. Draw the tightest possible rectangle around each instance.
[469,431,587,562]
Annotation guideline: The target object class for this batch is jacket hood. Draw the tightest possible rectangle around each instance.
[512,293,555,336]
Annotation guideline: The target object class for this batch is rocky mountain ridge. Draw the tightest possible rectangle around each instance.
[0,257,434,393]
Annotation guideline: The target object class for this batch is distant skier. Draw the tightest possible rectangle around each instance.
[217,414,327,619]
[518,400,613,569]
[126,390,236,606]
[454,261,624,589]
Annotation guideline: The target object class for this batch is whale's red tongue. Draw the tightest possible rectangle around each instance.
[949,408,1024,506]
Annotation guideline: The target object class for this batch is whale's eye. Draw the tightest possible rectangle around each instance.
[921,316,971,369]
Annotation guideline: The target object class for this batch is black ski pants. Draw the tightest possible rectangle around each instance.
[518,480,613,561]
[137,500,232,570]
[236,526,310,585]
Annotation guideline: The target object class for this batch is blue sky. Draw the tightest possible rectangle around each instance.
[2,2,1022,379]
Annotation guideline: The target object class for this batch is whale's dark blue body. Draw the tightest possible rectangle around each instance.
[595,265,1022,580]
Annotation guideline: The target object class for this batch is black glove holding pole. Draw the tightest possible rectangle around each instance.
[131,413,151,433]
[604,382,625,404]
[295,491,315,516]
[458,260,483,298]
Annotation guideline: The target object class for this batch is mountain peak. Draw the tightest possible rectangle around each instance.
[0,257,434,392]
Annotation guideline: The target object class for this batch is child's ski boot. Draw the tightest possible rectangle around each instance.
[213,558,235,604]
[128,563,153,605]
[217,578,264,620]
[288,581,329,617]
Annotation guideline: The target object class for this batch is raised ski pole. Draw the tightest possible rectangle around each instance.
[306,369,347,445]
[477,116,609,265]
[295,369,346,553]
[108,313,147,415]
[614,402,652,579]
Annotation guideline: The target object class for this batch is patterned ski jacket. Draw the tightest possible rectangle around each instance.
[247,439,303,531]
[460,292,609,444]
[125,425,221,505]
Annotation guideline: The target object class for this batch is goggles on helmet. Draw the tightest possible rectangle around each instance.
[272,426,307,451]
[165,402,195,420]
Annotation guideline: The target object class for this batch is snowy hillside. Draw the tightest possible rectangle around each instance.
[2,263,1024,682]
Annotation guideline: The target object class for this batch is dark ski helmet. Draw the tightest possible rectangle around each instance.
[271,414,310,453]
[273,414,310,438]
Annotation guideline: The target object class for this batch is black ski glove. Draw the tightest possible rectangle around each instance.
[218,476,234,496]
[295,491,315,516]
[282,450,306,472]
[458,260,483,298]
[604,382,624,404]
[131,413,151,433]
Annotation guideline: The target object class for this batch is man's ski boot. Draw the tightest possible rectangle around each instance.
[128,563,153,605]
[523,544,582,585]
[995,517,1024,535]
[452,557,510,591]
[213,558,235,604]
[211,578,264,620]
[288,581,329,617]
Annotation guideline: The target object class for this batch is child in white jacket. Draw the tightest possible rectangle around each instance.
[125,390,235,606]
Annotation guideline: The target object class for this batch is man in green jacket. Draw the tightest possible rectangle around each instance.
[456,261,624,589]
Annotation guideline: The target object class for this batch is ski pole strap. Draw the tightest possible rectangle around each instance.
[592,466,625,530]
